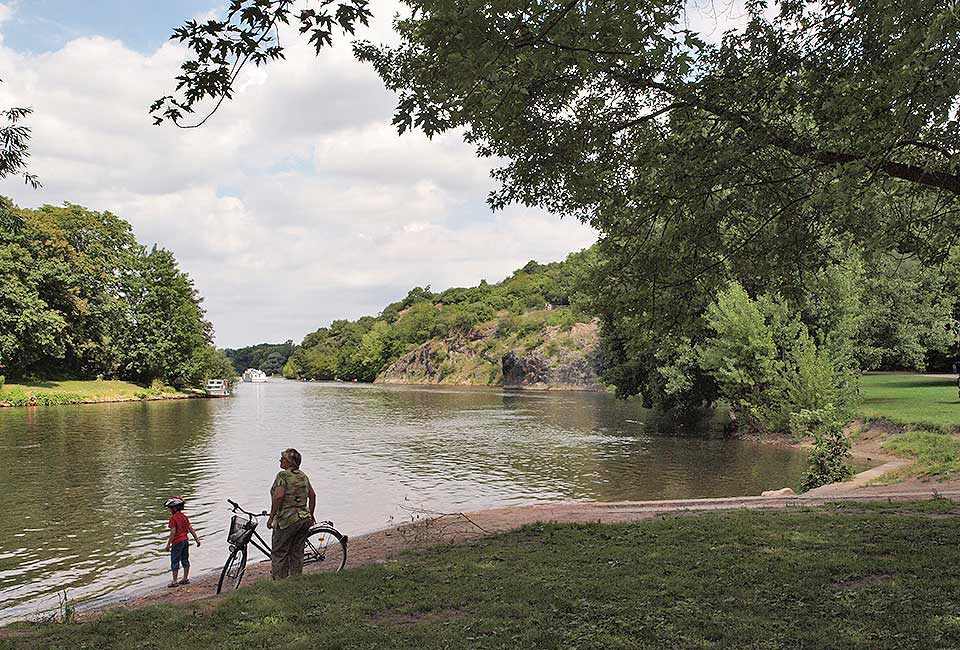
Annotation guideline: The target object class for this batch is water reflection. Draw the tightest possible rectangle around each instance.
[0,381,809,622]
[0,401,219,621]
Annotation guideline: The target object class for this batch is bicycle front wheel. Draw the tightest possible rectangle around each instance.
[303,526,346,573]
[217,544,248,594]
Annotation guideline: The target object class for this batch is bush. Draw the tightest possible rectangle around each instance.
[496,314,519,338]
[700,283,860,433]
[794,407,854,492]
[0,375,4,391]
[0,389,87,406]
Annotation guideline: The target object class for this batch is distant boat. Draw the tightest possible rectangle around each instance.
[204,379,230,397]
[242,368,268,383]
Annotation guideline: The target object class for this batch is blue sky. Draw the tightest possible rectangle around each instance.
[2,0,212,53]
[0,0,599,347]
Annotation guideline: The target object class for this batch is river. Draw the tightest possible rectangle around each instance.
[0,379,809,623]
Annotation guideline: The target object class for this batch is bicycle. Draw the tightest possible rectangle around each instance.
[217,499,348,594]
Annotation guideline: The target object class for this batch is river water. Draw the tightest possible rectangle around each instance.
[0,380,809,622]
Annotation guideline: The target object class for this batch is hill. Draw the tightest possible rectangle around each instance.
[283,249,603,390]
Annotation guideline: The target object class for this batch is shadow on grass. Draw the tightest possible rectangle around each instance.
[8,380,59,389]
[871,379,955,389]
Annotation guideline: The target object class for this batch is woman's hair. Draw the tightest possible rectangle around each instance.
[282,448,302,469]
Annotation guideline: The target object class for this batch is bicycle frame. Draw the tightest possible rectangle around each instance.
[244,526,272,558]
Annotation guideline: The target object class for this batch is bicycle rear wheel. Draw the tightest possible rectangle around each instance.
[216,544,248,594]
[303,526,346,573]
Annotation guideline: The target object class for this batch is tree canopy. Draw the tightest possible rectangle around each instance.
[157,1,960,265]
[0,198,230,387]
[155,0,960,409]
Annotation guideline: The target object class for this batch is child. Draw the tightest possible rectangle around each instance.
[163,496,201,587]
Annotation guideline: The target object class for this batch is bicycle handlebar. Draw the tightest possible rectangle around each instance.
[227,499,268,517]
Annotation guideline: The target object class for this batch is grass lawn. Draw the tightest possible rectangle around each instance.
[883,430,960,479]
[5,502,960,649]
[0,380,187,406]
[858,374,959,431]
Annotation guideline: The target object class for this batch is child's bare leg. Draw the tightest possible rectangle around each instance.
[170,568,179,586]
[182,565,190,581]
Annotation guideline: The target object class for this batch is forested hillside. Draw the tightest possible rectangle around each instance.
[0,197,233,388]
[224,340,295,375]
[282,251,596,385]
[282,240,958,440]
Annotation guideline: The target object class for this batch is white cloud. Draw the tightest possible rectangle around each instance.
[0,13,596,347]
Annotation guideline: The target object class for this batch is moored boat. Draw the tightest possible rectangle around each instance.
[204,379,230,397]
[242,368,268,383]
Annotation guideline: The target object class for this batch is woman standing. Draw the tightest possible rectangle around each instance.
[267,448,316,579]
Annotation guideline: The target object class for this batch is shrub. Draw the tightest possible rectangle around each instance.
[700,283,860,433]
[0,375,4,391]
[496,314,519,338]
[1,389,87,406]
[794,407,854,492]
[438,360,456,380]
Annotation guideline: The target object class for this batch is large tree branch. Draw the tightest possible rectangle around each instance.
[767,136,960,195]
[626,75,960,195]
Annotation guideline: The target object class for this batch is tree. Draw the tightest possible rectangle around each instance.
[223,340,295,374]
[0,199,142,378]
[157,0,960,399]
[0,199,67,375]
[0,198,218,386]
[187,345,238,387]
[158,1,960,260]
[151,1,372,128]
[114,246,213,387]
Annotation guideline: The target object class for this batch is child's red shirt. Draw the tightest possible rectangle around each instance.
[168,511,190,545]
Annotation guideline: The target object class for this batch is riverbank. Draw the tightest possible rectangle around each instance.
[32,418,955,624]
[2,373,956,633]
[4,497,960,648]
[0,380,198,407]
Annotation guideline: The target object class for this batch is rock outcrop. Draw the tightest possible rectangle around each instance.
[500,322,602,390]
[376,320,603,391]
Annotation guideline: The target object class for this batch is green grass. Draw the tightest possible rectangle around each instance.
[858,374,960,431]
[6,503,960,649]
[882,430,960,479]
[0,380,186,406]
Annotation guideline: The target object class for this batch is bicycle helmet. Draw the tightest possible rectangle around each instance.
[163,496,185,509]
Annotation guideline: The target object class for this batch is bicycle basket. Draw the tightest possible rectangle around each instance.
[227,515,256,545]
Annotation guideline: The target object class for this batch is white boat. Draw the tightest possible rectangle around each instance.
[204,379,230,397]
[242,368,268,383]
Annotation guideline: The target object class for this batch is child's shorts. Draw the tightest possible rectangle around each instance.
[170,540,190,570]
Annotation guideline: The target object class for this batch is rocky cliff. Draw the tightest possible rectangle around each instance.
[376,319,603,391]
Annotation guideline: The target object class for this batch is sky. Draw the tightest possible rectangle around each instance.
[0,1,751,348]
[0,0,602,348]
